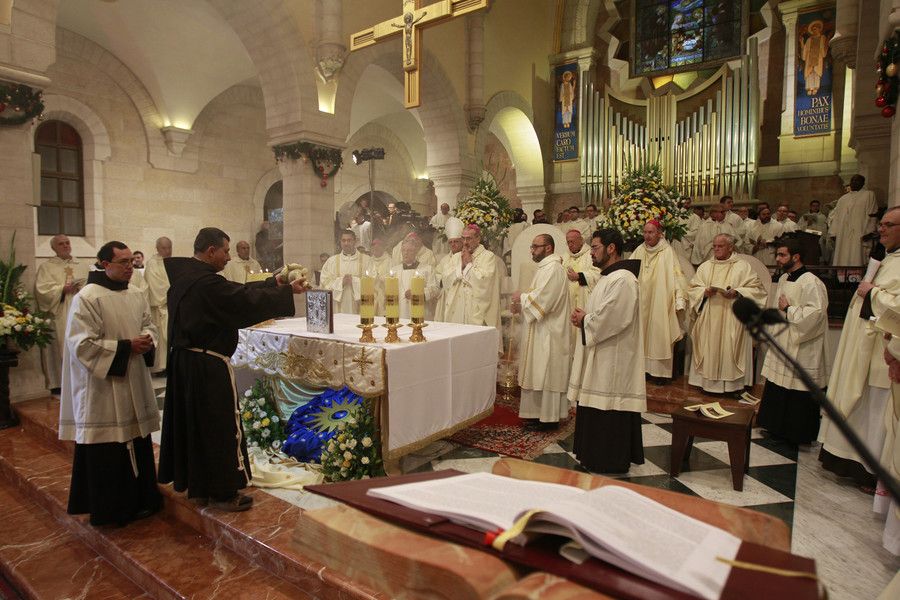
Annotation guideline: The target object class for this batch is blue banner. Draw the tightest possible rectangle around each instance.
[794,6,835,137]
[554,62,579,161]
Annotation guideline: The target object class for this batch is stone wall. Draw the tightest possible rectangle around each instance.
[756,175,846,210]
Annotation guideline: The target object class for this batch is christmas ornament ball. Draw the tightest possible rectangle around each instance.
[888,63,899,77]
[877,96,888,107]
[883,105,896,118]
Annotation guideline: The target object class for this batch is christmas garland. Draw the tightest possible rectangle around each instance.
[0,83,44,126]
[875,31,900,118]
[272,141,343,187]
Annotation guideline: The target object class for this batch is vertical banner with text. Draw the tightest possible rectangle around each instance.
[794,6,835,137]
[554,62,579,161]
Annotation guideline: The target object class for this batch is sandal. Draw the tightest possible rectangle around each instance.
[209,494,253,512]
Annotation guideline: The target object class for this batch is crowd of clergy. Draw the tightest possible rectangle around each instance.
[34,174,897,554]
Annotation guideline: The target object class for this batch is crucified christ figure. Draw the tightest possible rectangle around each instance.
[393,9,427,66]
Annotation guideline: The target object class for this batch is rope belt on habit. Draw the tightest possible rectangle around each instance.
[183,347,250,482]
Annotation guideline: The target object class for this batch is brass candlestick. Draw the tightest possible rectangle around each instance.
[383,318,402,343]
[357,320,376,343]
[408,320,428,343]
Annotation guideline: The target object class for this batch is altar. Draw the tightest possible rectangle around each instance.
[231,313,499,465]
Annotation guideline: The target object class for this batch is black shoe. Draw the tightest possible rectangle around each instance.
[133,505,160,521]
[526,421,559,432]
[209,493,253,512]
[50,387,61,396]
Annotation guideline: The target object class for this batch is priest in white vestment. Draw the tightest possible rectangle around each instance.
[878,335,900,556]
[390,232,436,267]
[690,204,739,266]
[568,228,646,473]
[221,240,262,284]
[688,234,767,393]
[512,234,571,429]
[368,238,393,316]
[829,174,879,266]
[35,234,88,393]
[59,241,161,527]
[349,212,373,252]
[820,207,900,488]
[742,206,785,265]
[631,220,688,379]
[320,230,371,314]
[143,236,172,374]
[774,204,797,234]
[672,199,703,264]
[563,230,601,350]
[434,219,464,321]
[721,196,744,231]
[394,238,440,320]
[429,203,451,258]
[799,200,828,234]
[758,239,829,444]
[441,224,501,329]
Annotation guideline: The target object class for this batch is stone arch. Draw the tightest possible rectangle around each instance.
[54,28,199,173]
[30,94,111,251]
[205,0,321,142]
[252,166,283,230]
[475,91,545,190]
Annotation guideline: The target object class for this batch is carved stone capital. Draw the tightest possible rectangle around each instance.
[160,126,193,156]
[465,104,485,132]
[829,35,857,68]
[316,43,347,81]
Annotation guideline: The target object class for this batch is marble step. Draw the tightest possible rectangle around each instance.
[6,399,385,600]
[0,477,150,600]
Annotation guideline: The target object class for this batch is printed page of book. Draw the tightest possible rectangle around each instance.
[875,307,900,337]
[535,485,741,600]
[367,471,583,532]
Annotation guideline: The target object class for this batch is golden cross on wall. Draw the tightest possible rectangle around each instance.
[350,0,487,108]
[352,347,374,377]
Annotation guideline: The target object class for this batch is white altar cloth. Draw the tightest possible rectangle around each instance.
[233,314,499,460]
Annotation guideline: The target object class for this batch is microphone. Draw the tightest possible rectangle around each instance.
[732,296,787,326]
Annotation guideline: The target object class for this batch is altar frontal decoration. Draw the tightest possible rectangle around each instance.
[455,172,514,253]
[282,387,365,464]
[318,398,384,482]
[239,378,285,454]
[595,162,689,246]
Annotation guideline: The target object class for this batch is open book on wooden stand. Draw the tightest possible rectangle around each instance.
[305,464,819,599]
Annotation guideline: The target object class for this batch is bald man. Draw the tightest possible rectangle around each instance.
[35,234,88,394]
[144,236,172,375]
[222,240,262,284]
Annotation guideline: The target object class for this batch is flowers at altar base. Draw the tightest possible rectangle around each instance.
[238,378,285,454]
[1,233,53,352]
[319,404,383,482]
[455,172,515,252]
[281,386,368,465]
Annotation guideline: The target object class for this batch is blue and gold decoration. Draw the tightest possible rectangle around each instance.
[282,387,364,462]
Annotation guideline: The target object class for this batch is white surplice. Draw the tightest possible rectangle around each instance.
[441,245,501,329]
[563,245,600,351]
[742,219,785,265]
[568,267,646,413]
[58,283,160,444]
[690,220,740,266]
[518,255,571,422]
[392,263,440,320]
[143,254,170,372]
[320,251,372,314]
[34,256,88,389]
[688,255,767,393]
[631,240,688,378]
[222,257,262,284]
[828,189,878,266]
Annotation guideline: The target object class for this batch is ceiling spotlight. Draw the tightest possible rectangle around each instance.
[351,147,386,164]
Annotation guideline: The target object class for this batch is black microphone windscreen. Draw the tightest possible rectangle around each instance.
[732,296,761,325]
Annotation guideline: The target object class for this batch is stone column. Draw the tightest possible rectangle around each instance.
[831,0,859,177]
[429,163,478,210]
[314,0,345,81]
[465,12,485,132]
[517,185,547,222]
[278,146,339,276]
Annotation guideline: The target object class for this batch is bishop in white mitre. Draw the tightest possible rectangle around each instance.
[568,229,646,473]
[562,229,600,350]
[441,224,501,329]
[394,238,440,320]
[742,206,785,265]
[820,207,900,490]
[512,234,571,428]
[434,217,464,321]
[630,220,688,379]
[368,238,393,316]
[758,239,829,445]
[34,234,88,392]
[319,230,371,314]
[690,204,739,266]
[688,234,766,393]
[143,236,172,374]
[221,240,262,284]
[829,174,879,266]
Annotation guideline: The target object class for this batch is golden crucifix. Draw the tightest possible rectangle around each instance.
[350,0,487,108]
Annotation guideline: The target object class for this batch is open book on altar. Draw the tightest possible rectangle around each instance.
[367,472,740,600]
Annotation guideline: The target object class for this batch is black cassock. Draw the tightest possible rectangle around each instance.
[158,257,295,500]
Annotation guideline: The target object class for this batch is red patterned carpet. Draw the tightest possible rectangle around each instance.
[449,391,576,460]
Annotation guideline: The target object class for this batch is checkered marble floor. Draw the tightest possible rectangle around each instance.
[407,412,800,530]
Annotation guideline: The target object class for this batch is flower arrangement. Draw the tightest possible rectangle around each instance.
[319,403,383,482]
[455,172,515,252]
[1,233,53,351]
[239,378,285,454]
[596,162,690,246]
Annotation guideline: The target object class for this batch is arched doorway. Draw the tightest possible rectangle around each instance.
[257,180,283,271]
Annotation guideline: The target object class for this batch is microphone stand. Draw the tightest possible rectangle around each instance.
[745,318,900,505]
